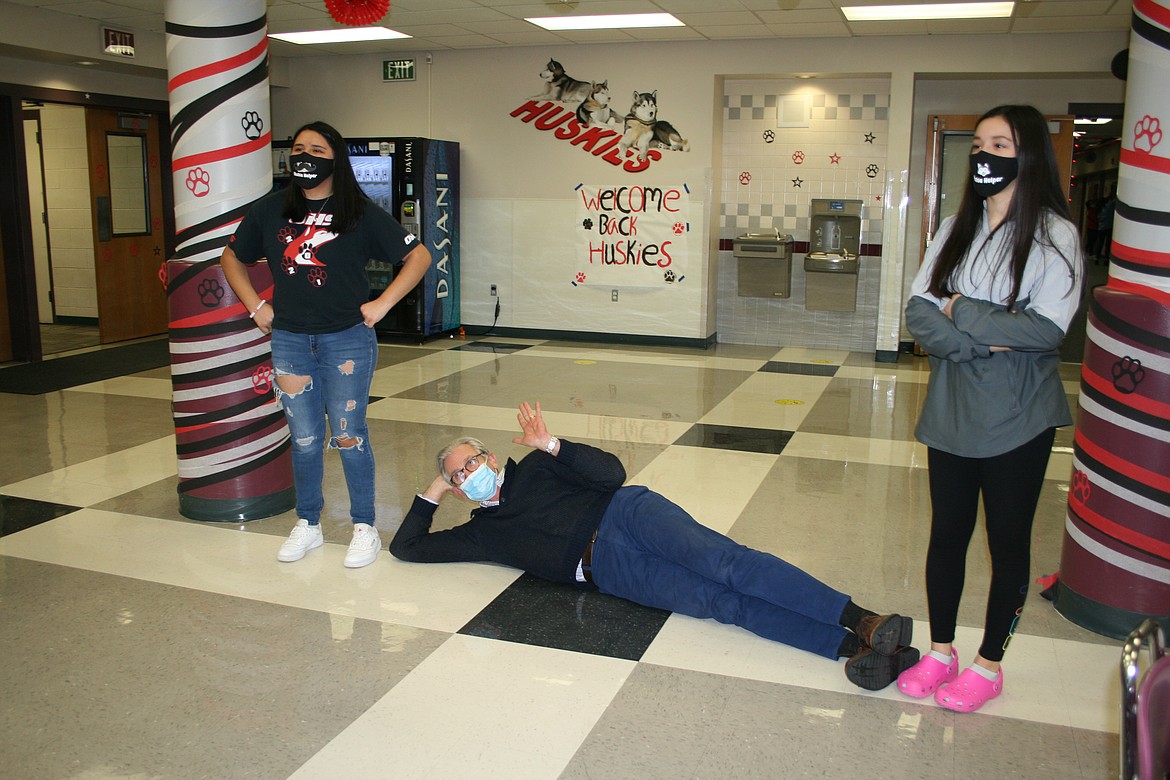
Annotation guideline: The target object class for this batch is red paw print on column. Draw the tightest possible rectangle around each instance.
[186,167,211,197]
[739,171,752,185]
[1134,115,1163,153]
[791,151,805,164]
[252,365,274,395]
[1071,469,1091,504]
[280,256,297,276]
[306,268,328,287]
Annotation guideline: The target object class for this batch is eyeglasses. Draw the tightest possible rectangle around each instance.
[448,453,486,486]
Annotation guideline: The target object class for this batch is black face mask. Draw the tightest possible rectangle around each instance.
[289,153,335,189]
[969,151,1019,198]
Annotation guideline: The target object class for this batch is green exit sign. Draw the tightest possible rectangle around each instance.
[383,59,415,82]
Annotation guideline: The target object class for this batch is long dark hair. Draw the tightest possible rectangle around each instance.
[928,104,1077,310]
[281,120,367,233]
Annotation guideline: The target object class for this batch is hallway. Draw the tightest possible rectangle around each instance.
[0,336,1117,778]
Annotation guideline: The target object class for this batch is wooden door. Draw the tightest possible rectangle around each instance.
[920,113,1075,261]
[85,107,167,343]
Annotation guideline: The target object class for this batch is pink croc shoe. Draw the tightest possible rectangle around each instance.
[896,650,959,699]
[935,666,1003,712]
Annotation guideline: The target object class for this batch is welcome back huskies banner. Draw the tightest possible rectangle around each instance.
[574,183,690,289]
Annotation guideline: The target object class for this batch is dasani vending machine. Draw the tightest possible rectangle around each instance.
[350,137,459,339]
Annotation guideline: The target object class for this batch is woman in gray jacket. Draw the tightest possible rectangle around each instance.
[897,105,1083,712]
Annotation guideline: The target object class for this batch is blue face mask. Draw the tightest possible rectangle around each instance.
[459,460,498,501]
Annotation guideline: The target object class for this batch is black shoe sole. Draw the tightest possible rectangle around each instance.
[869,614,913,656]
[846,646,921,691]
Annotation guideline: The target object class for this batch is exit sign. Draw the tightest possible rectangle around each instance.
[382,59,415,82]
[102,28,135,58]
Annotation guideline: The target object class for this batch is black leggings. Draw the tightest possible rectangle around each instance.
[924,428,1056,663]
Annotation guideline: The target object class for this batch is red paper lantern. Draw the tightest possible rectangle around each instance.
[324,0,390,26]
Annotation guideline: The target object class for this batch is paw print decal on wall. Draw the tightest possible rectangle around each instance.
[1134,115,1162,153]
[1111,356,1145,394]
[252,365,274,394]
[763,129,775,143]
[241,111,264,140]
[197,278,224,307]
[866,164,879,178]
[186,168,210,197]
[1071,469,1091,504]
[739,171,752,185]
[791,151,805,165]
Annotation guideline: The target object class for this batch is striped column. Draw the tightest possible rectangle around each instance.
[163,0,294,522]
[1056,0,1170,636]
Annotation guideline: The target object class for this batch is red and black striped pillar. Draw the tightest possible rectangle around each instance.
[1057,0,1170,636]
[163,0,294,522]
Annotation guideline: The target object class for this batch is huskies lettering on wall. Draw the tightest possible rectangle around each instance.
[510,57,691,173]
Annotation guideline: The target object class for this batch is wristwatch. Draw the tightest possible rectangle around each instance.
[545,436,558,454]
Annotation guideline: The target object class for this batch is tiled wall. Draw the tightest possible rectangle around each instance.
[717,79,891,351]
[39,105,97,319]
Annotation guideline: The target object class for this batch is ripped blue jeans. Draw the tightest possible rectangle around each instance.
[270,323,377,526]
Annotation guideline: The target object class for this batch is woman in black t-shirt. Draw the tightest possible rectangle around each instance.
[222,121,431,569]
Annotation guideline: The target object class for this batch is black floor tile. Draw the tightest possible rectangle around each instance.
[453,342,533,354]
[759,360,838,377]
[0,495,82,537]
[459,573,670,661]
[673,423,794,455]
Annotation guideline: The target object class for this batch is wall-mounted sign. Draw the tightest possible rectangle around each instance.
[574,183,690,288]
[102,28,135,58]
[383,59,415,82]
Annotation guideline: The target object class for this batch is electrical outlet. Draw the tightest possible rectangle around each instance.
[611,289,619,302]
[490,284,497,297]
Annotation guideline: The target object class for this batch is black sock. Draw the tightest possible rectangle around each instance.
[838,600,877,632]
[836,632,862,658]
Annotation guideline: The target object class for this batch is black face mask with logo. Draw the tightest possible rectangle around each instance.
[289,153,335,190]
[969,151,1019,198]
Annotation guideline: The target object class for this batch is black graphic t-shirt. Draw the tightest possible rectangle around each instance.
[229,189,421,334]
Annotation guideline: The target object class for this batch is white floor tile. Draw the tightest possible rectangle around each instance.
[67,376,174,399]
[290,634,635,779]
[699,372,831,430]
[642,617,1119,733]
[1,436,179,505]
[0,509,520,633]
[783,432,929,469]
[630,446,778,535]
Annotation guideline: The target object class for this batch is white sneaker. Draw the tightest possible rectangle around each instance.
[343,523,381,568]
[277,519,324,562]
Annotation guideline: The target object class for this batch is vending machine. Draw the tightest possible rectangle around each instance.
[272,136,460,340]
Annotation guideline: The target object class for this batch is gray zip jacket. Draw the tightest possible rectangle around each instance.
[906,209,1083,458]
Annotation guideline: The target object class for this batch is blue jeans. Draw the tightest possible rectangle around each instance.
[590,486,849,658]
[270,323,377,526]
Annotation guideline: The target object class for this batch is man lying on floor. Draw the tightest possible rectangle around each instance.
[389,401,919,690]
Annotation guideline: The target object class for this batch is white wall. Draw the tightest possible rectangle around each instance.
[272,32,1128,349]
[3,19,1129,349]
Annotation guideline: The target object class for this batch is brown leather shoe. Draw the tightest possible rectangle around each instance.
[846,646,921,691]
[854,613,913,656]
